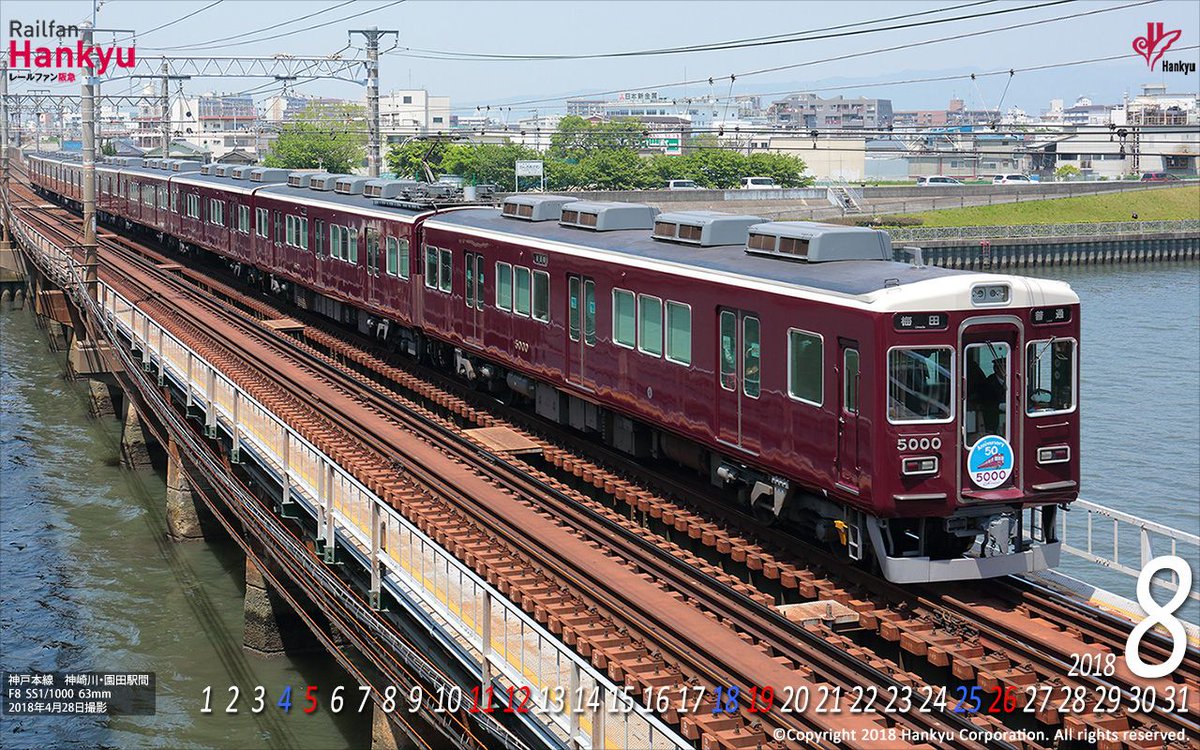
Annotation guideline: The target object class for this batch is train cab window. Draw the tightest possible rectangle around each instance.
[638,294,663,357]
[787,330,823,406]
[612,289,636,348]
[743,316,761,398]
[888,347,953,424]
[438,248,451,292]
[532,271,550,322]
[496,262,512,308]
[964,342,1009,444]
[843,349,860,414]
[514,266,531,316]
[720,311,737,391]
[666,301,691,366]
[1026,339,1076,415]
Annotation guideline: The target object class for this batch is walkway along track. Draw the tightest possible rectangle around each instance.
[8,173,1001,750]
[12,167,1199,749]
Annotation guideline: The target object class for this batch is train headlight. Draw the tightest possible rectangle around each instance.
[902,456,939,476]
[1037,446,1070,465]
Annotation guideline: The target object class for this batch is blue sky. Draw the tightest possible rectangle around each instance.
[3,0,1198,113]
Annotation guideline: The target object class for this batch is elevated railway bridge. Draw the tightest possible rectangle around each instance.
[1,156,1197,750]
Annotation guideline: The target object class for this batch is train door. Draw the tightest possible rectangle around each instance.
[715,308,760,453]
[836,342,861,492]
[463,252,485,346]
[365,227,382,305]
[566,274,595,390]
[960,321,1022,499]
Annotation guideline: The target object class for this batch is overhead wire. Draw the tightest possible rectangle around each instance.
[108,1,227,45]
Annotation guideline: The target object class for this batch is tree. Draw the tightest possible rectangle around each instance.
[1054,164,1082,181]
[440,141,541,187]
[100,140,117,157]
[385,137,454,180]
[578,148,651,190]
[263,103,366,174]
[683,146,746,188]
[745,152,811,187]
[644,153,691,186]
[548,116,646,161]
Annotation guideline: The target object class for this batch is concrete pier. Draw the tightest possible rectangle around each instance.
[371,704,416,750]
[120,402,154,471]
[243,558,316,657]
[87,379,116,419]
[165,439,205,542]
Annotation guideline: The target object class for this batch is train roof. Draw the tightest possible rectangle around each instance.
[255,183,431,221]
[428,207,953,296]
[426,208,1079,311]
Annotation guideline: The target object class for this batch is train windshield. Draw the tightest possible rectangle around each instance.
[964,342,1010,445]
[887,347,953,423]
[1026,339,1076,414]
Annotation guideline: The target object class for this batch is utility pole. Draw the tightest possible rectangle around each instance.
[1,59,10,250]
[81,21,98,300]
[161,60,171,158]
[350,27,397,177]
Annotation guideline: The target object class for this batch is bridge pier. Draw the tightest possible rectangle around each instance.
[87,379,118,419]
[165,439,207,542]
[243,556,316,657]
[371,704,417,750]
[120,401,156,471]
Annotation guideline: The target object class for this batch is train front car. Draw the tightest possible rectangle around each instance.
[855,264,1080,582]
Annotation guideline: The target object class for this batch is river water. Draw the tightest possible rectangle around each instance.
[0,263,1197,749]
[0,309,367,749]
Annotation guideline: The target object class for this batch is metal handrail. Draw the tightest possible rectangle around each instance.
[890,219,1200,242]
[1059,499,1199,602]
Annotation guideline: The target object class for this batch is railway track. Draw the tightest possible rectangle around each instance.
[9,168,1197,750]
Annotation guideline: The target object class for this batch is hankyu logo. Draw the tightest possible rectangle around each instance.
[7,19,136,81]
[1132,22,1182,69]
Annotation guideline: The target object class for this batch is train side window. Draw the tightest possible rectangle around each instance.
[255,207,267,238]
[286,215,296,246]
[171,188,179,214]
[583,280,596,346]
[274,211,282,244]
[439,248,452,292]
[331,225,342,260]
[1026,339,1076,415]
[568,276,580,341]
[300,218,309,251]
[742,316,761,398]
[612,289,636,348]
[314,220,325,257]
[424,246,437,288]
[349,228,359,265]
[399,239,410,279]
[366,228,379,270]
[212,199,224,226]
[787,329,823,406]
[386,237,399,276]
[496,262,512,310]
[887,347,953,424]
[638,294,663,357]
[719,311,737,391]
[464,253,477,306]
[843,348,860,414]
[513,266,531,317]
[474,257,485,309]
[532,271,550,322]
[666,301,691,366]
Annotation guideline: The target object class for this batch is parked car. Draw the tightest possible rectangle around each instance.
[993,173,1033,185]
[916,175,964,186]
[666,179,699,190]
[1140,171,1180,182]
[740,176,776,189]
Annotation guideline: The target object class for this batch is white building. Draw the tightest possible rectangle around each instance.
[379,90,451,142]
[170,93,258,159]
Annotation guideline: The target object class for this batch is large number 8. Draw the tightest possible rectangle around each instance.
[1125,555,1192,679]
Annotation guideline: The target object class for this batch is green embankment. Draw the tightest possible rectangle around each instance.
[879,185,1200,227]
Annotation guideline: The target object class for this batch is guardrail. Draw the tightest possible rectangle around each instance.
[6,207,689,750]
[889,219,1200,242]
[1059,499,1199,602]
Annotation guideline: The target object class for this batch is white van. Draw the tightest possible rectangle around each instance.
[993,173,1032,185]
[740,177,776,189]
[666,179,699,190]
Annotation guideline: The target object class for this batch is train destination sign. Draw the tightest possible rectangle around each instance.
[893,312,949,331]
[1030,305,1072,325]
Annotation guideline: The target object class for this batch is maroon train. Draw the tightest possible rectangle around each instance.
[29,152,1082,583]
